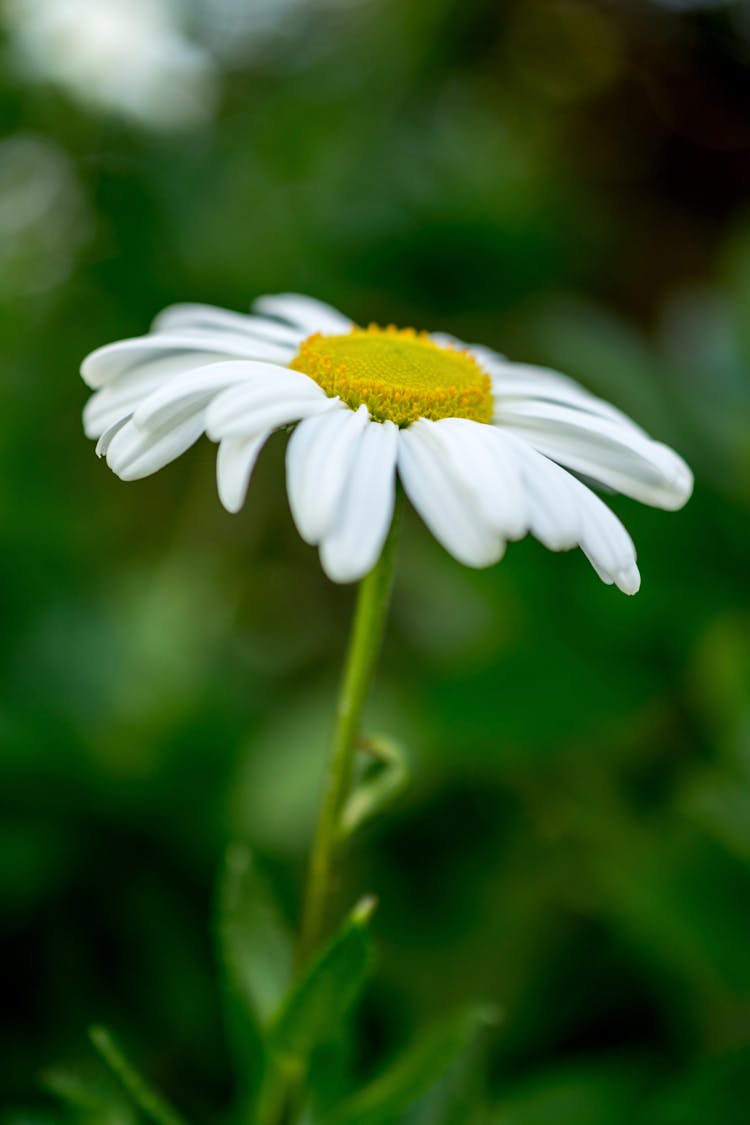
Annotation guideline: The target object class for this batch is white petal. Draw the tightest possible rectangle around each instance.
[397,421,504,568]
[152,304,306,348]
[424,338,509,369]
[252,293,353,337]
[501,433,639,593]
[285,405,370,545]
[131,360,284,434]
[81,332,292,389]
[499,401,693,510]
[216,433,269,513]
[491,362,644,431]
[502,435,581,551]
[206,371,336,440]
[320,420,399,584]
[105,414,206,481]
[95,417,129,457]
[572,480,640,594]
[429,419,528,540]
[84,365,174,438]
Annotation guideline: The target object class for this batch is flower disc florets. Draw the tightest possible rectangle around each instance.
[290,324,494,426]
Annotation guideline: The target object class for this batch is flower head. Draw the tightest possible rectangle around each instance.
[81,293,693,590]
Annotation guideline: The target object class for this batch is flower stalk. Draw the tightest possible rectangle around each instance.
[296,494,402,970]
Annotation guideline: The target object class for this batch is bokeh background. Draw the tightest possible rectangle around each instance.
[2,0,750,1120]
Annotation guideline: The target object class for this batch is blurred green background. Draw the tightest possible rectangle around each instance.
[2,0,750,1120]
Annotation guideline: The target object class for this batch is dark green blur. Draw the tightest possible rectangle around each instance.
[1,0,749,1121]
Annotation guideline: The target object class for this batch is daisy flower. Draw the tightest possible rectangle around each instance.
[81,293,693,591]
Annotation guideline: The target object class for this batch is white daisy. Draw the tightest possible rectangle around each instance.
[81,293,693,591]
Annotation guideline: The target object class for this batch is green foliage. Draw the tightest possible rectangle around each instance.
[259,899,376,1123]
[216,843,294,1107]
[340,737,410,840]
[326,1005,497,1125]
[86,1029,186,1125]
[41,1066,137,1125]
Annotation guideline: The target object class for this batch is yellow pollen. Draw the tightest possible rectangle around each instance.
[289,324,494,427]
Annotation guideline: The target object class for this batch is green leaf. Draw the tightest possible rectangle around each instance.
[271,896,375,1064]
[258,897,377,1124]
[217,843,294,1024]
[87,1027,187,1125]
[325,1005,499,1125]
[492,1057,652,1125]
[215,843,294,1110]
[41,1066,136,1125]
[340,736,409,839]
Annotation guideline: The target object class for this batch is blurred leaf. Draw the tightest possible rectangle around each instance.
[325,1005,498,1125]
[340,735,410,839]
[259,898,377,1123]
[217,843,293,1024]
[88,1027,187,1125]
[216,844,294,1109]
[493,1057,651,1125]
[41,1066,136,1125]
[270,897,376,1062]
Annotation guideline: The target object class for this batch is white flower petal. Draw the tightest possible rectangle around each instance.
[491,362,644,431]
[152,304,305,348]
[286,405,370,545]
[131,360,285,434]
[81,331,293,389]
[430,418,528,540]
[105,414,206,481]
[216,433,269,513]
[206,370,336,440]
[424,338,510,369]
[320,419,398,583]
[501,433,639,593]
[500,432,581,551]
[397,421,504,569]
[95,417,129,457]
[252,293,353,337]
[571,479,640,594]
[499,400,693,510]
[84,365,174,438]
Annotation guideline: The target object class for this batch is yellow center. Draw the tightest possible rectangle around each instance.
[289,324,494,427]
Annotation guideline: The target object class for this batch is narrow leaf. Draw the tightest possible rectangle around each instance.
[258,898,377,1123]
[325,1005,499,1125]
[215,842,295,1113]
[217,842,293,1025]
[271,896,376,1063]
[41,1066,136,1123]
[340,735,409,839]
[88,1027,188,1125]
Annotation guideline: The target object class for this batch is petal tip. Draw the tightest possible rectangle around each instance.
[616,563,641,595]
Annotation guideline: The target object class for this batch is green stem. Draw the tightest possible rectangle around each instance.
[296,496,401,970]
